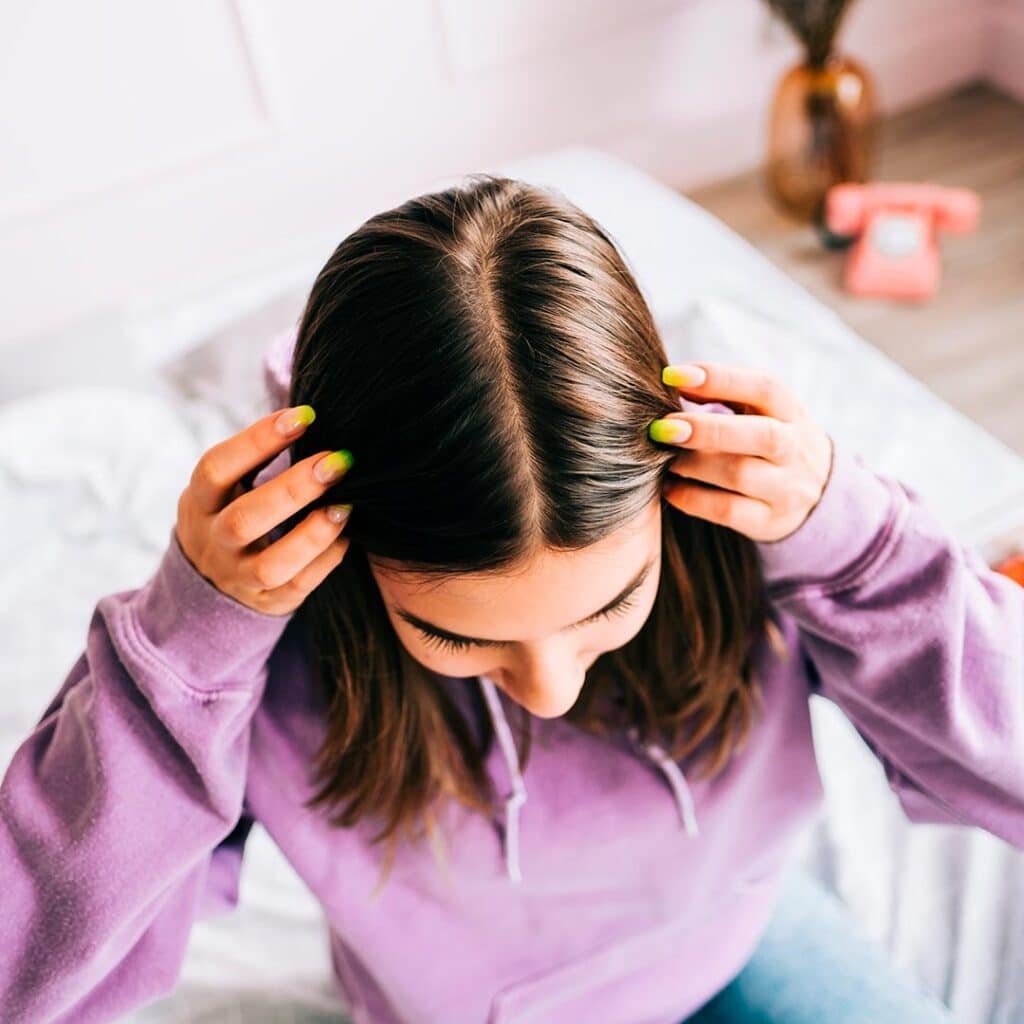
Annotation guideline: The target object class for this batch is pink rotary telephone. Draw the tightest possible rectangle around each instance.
[825,182,981,302]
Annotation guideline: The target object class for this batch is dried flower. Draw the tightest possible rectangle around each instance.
[762,0,857,67]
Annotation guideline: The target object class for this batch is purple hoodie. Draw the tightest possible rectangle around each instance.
[2,328,1022,1024]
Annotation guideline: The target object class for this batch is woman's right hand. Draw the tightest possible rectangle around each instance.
[174,405,354,616]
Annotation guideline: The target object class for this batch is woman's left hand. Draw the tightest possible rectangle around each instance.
[650,362,834,544]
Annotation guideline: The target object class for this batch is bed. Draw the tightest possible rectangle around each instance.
[2,145,1022,1023]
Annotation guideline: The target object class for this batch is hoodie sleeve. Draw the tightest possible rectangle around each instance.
[755,438,1024,850]
[263,324,298,412]
[0,524,293,1023]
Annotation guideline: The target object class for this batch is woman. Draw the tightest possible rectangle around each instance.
[2,175,1020,1023]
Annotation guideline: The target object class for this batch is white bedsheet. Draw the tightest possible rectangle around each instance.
[2,145,1022,1023]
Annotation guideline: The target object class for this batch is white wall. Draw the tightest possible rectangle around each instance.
[986,0,1024,99]
[0,0,1014,352]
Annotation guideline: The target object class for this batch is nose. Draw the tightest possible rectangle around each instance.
[492,652,587,717]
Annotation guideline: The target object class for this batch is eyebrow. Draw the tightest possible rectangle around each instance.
[393,557,657,647]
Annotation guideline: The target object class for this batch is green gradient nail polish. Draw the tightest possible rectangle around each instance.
[649,418,692,444]
[314,449,355,484]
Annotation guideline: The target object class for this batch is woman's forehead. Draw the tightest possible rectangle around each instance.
[372,513,661,617]
[369,496,661,596]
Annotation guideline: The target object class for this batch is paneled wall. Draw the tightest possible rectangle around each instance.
[0,0,1017,350]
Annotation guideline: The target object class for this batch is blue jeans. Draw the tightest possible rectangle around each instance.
[683,864,955,1023]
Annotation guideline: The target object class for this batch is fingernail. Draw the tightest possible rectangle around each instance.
[649,418,692,443]
[314,449,354,483]
[326,503,353,524]
[276,405,316,435]
[663,365,706,387]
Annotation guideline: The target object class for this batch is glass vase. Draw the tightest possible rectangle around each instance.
[766,53,876,222]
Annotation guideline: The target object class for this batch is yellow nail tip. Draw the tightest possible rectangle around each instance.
[295,405,316,425]
[662,365,705,387]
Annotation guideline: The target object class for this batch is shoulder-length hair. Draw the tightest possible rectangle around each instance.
[282,175,781,892]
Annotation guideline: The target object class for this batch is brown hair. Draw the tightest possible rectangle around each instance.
[283,174,782,892]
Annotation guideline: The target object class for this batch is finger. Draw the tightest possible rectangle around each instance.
[190,406,317,515]
[666,449,788,503]
[214,448,354,550]
[662,477,773,535]
[652,412,796,462]
[242,504,352,590]
[662,363,806,422]
[263,535,351,606]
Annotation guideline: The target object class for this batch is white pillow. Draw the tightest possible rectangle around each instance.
[157,288,308,431]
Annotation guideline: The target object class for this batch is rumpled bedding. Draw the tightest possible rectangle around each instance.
[2,145,1022,1022]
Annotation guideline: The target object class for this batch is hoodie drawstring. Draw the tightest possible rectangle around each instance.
[477,676,701,884]
[625,726,700,839]
[479,675,528,884]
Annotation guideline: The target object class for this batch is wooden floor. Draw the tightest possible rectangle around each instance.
[685,82,1024,459]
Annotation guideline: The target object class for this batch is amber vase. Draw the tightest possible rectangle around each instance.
[766,53,876,222]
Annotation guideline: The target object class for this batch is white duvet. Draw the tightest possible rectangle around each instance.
[2,146,1022,1023]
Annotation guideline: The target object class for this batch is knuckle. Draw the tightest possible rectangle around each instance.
[715,490,735,519]
[193,451,228,490]
[239,428,266,464]
[729,458,755,491]
[764,421,790,458]
[276,576,305,603]
[705,417,724,450]
[251,557,280,590]
[219,502,253,542]
[281,472,308,508]
[248,587,277,611]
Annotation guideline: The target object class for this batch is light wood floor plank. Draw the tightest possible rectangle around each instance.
[685,82,1024,459]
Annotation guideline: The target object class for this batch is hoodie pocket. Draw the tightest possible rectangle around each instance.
[485,878,776,1024]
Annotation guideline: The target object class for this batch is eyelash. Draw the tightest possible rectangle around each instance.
[418,591,641,654]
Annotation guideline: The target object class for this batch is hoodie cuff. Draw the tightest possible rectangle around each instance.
[755,439,897,593]
[127,525,294,691]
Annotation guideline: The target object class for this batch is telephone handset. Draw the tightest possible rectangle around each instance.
[825,182,980,301]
